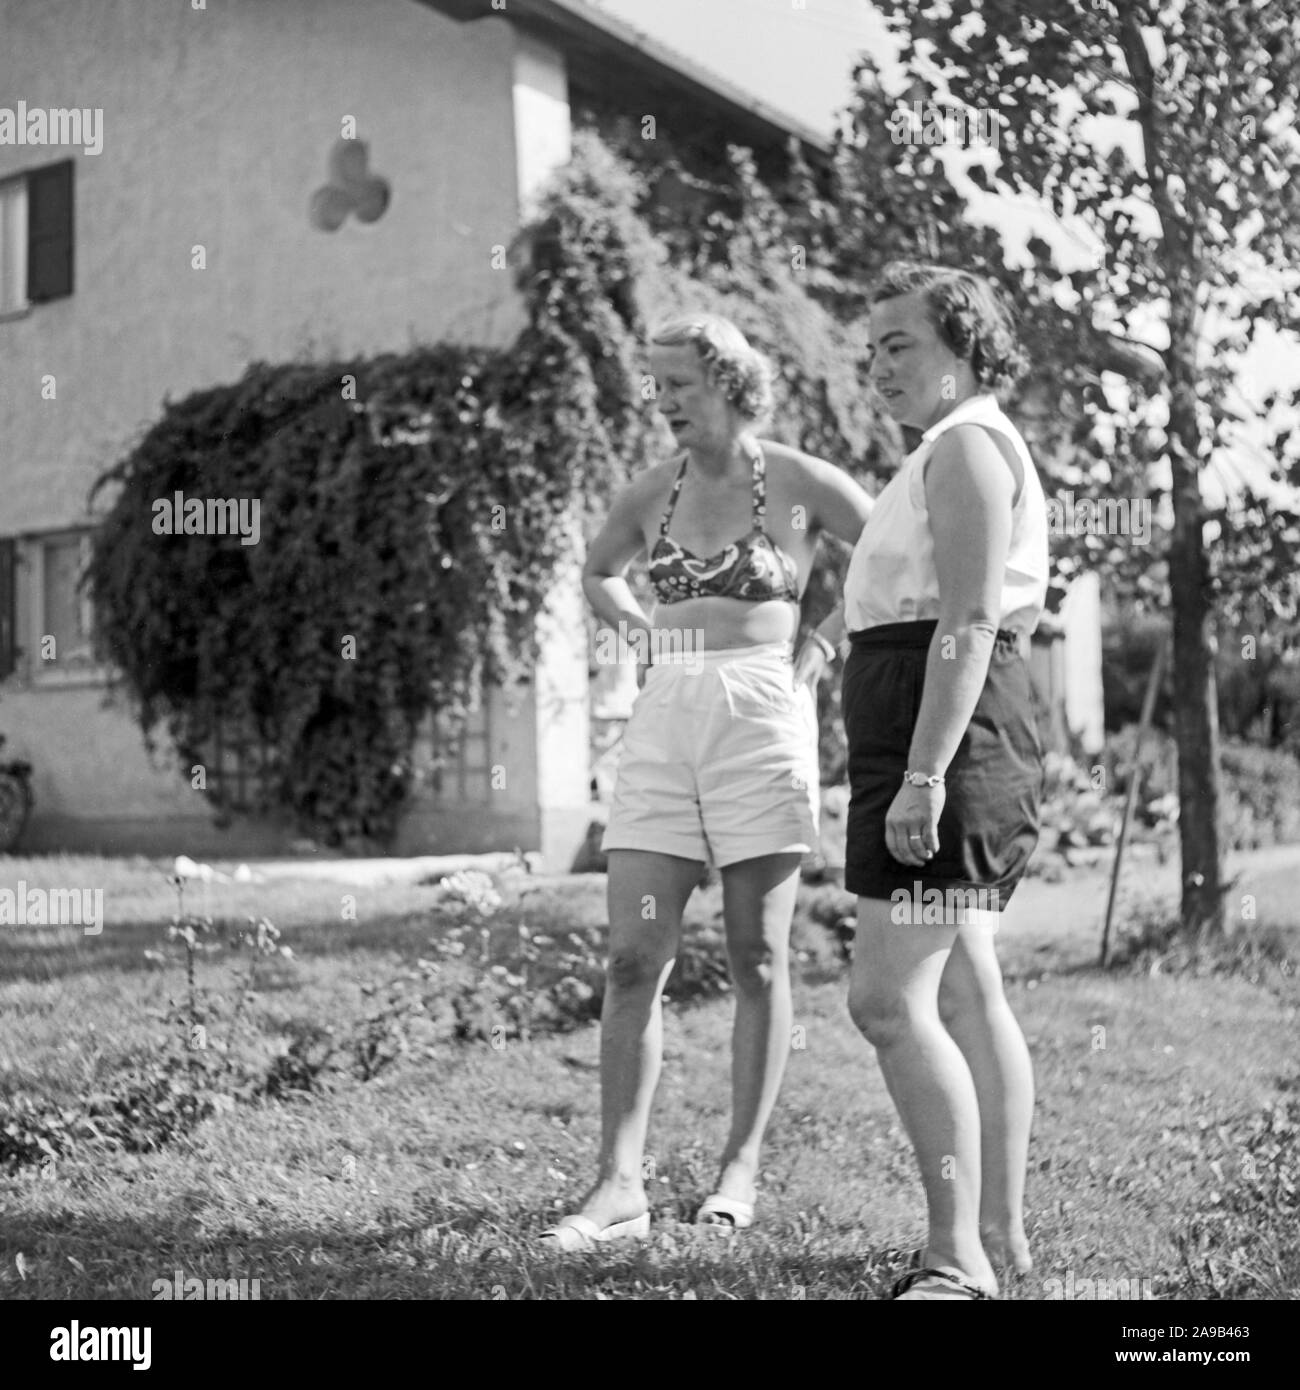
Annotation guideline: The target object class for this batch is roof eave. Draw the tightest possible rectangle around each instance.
[417,0,832,157]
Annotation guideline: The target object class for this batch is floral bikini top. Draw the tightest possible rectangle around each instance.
[647,447,801,604]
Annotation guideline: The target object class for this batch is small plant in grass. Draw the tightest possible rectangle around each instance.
[798,882,859,965]
[1107,901,1296,987]
[95,878,295,1142]
[0,1092,102,1174]
[0,872,294,1171]
[0,868,750,1172]
[431,920,607,1044]
[437,869,502,917]
[348,872,738,1053]
[148,872,296,1091]
[259,875,610,1090]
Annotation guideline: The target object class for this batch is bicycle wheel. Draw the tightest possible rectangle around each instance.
[0,773,31,852]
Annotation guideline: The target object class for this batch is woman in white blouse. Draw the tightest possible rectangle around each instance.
[840,263,1048,1300]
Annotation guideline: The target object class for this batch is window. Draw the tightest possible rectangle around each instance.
[0,159,74,315]
[200,715,279,815]
[28,530,105,685]
[0,538,15,680]
[0,179,27,315]
[41,533,94,665]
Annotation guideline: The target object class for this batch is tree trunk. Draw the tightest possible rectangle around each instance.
[1165,288,1226,937]
[1118,8,1226,938]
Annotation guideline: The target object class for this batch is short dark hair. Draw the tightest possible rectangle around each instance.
[871,262,1028,397]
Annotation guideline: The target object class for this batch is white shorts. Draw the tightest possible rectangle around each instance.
[601,643,820,869]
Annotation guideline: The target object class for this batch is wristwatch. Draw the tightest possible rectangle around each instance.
[902,770,945,788]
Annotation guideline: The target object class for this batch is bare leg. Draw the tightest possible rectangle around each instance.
[709,851,803,1210]
[848,896,997,1295]
[564,849,701,1230]
[938,908,1034,1274]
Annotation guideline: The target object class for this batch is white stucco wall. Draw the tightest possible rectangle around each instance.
[0,0,592,863]
[512,30,572,219]
[0,0,524,535]
[1063,569,1105,755]
[506,31,591,866]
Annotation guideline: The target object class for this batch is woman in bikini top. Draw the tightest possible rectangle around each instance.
[540,315,873,1254]
[646,443,801,606]
[596,319,870,662]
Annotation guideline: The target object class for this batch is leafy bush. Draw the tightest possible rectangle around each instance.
[1099,726,1300,849]
[1100,724,1180,805]
[0,1039,231,1175]
[1101,614,1172,733]
[1017,726,1300,881]
[87,332,625,846]
[1105,899,1296,987]
[1219,741,1300,849]
[1038,750,1121,853]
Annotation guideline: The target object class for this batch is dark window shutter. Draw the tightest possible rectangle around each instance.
[27,160,74,303]
[0,538,16,679]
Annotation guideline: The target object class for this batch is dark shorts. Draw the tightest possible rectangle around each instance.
[842,619,1043,912]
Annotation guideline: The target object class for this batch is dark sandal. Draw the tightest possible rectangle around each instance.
[891,1267,995,1300]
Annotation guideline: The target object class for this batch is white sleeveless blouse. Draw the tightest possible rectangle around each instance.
[843,394,1048,635]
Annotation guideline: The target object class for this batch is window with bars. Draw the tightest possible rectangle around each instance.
[198,714,280,813]
[198,699,496,816]
[426,699,493,804]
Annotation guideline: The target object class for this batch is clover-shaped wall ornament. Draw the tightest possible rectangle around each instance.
[309,138,391,231]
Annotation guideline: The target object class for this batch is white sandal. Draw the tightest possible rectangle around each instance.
[694,1193,755,1229]
[538,1212,650,1251]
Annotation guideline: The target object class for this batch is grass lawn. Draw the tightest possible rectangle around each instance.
[0,849,1296,1300]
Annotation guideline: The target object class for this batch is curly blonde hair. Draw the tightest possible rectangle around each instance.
[650,314,775,424]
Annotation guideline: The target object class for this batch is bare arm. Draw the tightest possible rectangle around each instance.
[581,479,654,645]
[907,425,1015,774]
[790,454,875,682]
[886,424,1016,868]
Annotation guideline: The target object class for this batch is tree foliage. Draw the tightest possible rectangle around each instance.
[824,0,1300,933]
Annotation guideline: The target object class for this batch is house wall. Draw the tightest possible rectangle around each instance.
[1062,569,1105,755]
[0,0,591,864]
[512,30,572,218]
[0,0,525,534]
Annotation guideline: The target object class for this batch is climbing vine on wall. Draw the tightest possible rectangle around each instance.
[87,131,885,845]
